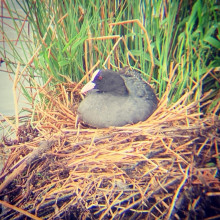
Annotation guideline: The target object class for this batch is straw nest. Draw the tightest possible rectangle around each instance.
[0,79,219,220]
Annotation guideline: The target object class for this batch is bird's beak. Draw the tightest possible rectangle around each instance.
[81,81,96,94]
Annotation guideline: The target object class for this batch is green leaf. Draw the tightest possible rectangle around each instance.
[203,36,220,49]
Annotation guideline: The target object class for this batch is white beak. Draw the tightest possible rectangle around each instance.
[81,69,101,94]
[81,81,96,94]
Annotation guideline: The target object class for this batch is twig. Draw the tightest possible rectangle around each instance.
[0,200,42,220]
[165,165,190,220]
[13,62,21,129]
[0,140,54,193]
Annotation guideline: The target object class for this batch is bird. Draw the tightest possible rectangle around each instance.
[77,68,158,128]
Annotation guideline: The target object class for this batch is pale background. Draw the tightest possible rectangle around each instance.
[0,0,32,170]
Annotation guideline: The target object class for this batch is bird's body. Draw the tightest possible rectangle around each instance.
[78,69,158,128]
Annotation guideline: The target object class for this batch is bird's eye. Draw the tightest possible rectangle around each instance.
[98,76,103,80]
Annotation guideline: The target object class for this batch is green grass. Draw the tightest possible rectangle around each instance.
[1,0,219,113]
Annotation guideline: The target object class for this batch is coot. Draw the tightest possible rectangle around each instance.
[78,68,158,128]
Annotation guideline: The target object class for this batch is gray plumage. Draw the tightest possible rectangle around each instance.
[78,69,158,128]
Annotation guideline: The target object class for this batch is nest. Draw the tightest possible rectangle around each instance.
[0,80,219,220]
